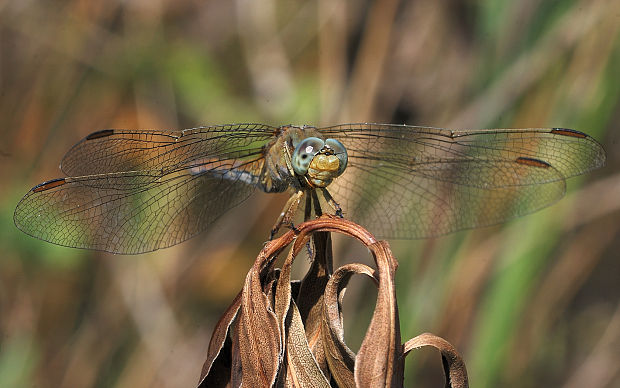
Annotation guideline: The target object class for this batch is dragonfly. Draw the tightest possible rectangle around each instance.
[14,123,605,254]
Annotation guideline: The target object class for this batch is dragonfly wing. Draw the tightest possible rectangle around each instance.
[319,124,605,238]
[60,123,277,176]
[328,157,567,238]
[14,165,260,254]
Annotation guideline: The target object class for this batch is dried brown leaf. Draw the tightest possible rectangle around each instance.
[296,231,334,377]
[197,216,469,387]
[284,300,331,387]
[197,291,242,387]
[231,320,243,388]
[354,241,403,387]
[403,333,469,388]
[322,263,377,388]
[232,241,293,387]
[275,235,310,351]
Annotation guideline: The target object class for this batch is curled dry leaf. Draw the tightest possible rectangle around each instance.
[198,291,241,387]
[197,215,469,387]
[295,231,334,378]
[322,263,376,388]
[403,333,469,388]
[284,300,331,387]
[353,241,403,387]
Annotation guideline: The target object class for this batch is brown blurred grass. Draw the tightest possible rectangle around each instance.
[0,0,619,387]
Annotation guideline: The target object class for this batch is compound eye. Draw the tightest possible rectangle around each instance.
[292,137,324,175]
[325,138,348,176]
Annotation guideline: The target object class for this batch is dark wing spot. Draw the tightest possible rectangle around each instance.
[516,156,552,168]
[32,178,67,193]
[86,129,115,140]
[551,128,587,139]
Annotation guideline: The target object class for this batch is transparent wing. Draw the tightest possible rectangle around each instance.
[14,124,278,254]
[60,123,277,176]
[318,124,606,238]
[14,163,263,254]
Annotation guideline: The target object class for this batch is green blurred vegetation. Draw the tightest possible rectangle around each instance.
[1,0,619,387]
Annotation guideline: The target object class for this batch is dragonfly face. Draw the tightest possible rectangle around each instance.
[14,123,605,254]
[291,136,348,188]
[259,125,347,192]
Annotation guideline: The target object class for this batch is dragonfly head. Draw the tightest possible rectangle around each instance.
[292,137,348,188]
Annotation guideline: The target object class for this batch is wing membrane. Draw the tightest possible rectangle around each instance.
[15,122,605,251]
[319,124,605,238]
[15,124,277,253]
[61,123,277,176]
[15,157,265,254]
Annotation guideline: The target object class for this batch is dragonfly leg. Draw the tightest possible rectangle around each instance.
[320,188,343,218]
[304,190,312,221]
[270,190,304,239]
[311,190,323,217]
[305,240,314,260]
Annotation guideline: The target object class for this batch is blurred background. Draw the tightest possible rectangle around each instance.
[1,0,619,387]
